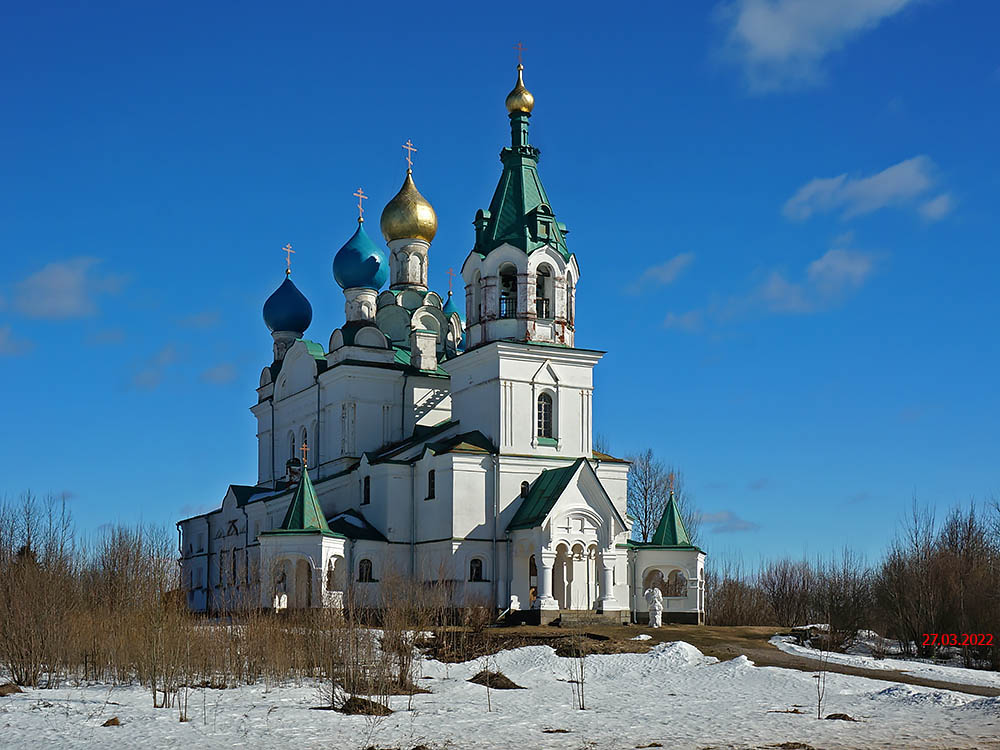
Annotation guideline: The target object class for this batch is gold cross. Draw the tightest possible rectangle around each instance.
[514,41,526,66]
[402,139,417,171]
[667,471,675,494]
[353,187,368,222]
[301,440,309,467]
[283,243,294,275]
[446,267,458,293]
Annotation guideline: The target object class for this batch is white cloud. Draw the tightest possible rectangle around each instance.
[919,192,954,221]
[663,310,703,332]
[807,248,875,294]
[718,0,919,92]
[131,344,178,390]
[668,245,877,332]
[180,310,221,329]
[783,156,938,221]
[0,325,33,356]
[12,257,127,319]
[200,363,238,385]
[697,510,760,533]
[631,253,695,293]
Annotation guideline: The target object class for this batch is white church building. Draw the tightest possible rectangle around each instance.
[177,62,705,625]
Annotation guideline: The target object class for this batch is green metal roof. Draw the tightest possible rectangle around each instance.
[507,457,585,531]
[262,467,342,539]
[425,430,496,456]
[628,491,701,550]
[473,111,570,260]
[650,492,690,546]
[327,509,387,542]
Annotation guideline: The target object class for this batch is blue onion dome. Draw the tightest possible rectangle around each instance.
[263,275,313,333]
[442,290,464,321]
[333,221,389,290]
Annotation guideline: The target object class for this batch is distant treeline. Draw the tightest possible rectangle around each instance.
[705,500,1000,671]
[0,490,494,715]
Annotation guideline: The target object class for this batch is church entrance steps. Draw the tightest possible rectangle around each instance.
[557,610,629,628]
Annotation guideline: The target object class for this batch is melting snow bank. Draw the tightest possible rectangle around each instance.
[771,634,1000,689]
[2,641,998,750]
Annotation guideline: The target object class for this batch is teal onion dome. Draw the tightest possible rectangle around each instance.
[263,276,313,334]
[333,221,389,290]
[443,290,464,321]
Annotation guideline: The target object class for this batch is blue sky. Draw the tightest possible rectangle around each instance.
[2,1,997,562]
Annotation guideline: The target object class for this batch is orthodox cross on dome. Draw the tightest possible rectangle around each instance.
[667,471,675,494]
[514,41,526,66]
[283,243,294,275]
[353,187,368,223]
[300,440,310,468]
[446,267,458,293]
[402,139,417,172]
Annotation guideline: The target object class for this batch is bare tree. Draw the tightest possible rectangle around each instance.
[626,451,700,545]
[626,449,667,543]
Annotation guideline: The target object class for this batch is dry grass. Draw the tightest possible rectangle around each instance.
[467,669,523,690]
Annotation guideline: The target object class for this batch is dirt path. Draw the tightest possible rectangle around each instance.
[488,624,1000,698]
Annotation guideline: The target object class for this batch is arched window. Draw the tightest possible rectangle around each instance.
[666,569,687,597]
[218,550,225,585]
[499,264,517,319]
[427,469,435,499]
[358,558,373,583]
[362,476,371,505]
[469,558,484,582]
[537,392,554,439]
[535,265,553,319]
[289,433,297,463]
[326,560,336,591]
[520,480,530,497]
[471,271,481,323]
[567,277,575,325]
[231,548,238,584]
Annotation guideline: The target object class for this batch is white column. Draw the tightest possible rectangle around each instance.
[597,549,622,612]
[534,550,559,610]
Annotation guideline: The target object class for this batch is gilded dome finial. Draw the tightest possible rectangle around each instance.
[506,44,534,114]
[380,141,438,243]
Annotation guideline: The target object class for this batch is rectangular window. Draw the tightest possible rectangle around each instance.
[362,476,371,505]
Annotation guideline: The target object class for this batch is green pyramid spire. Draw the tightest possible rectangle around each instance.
[472,64,570,260]
[650,491,692,546]
[278,466,333,534]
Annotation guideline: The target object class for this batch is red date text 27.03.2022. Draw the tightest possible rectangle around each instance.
[921,633,994,646]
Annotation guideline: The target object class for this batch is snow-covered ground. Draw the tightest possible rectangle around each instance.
[771,634,1000,689]
[2,642,998,750]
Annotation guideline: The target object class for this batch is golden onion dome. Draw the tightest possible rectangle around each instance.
[379,169,438,243]
[505,63,534,114]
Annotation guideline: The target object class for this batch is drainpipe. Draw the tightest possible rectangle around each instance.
[400,372,409,438]
[492,452,501,611]
[270,398,275,488]
[410,462,416,577]
[316,377,322,479]
[505,529,512,612]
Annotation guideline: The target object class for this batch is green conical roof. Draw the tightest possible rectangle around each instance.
[278,467,333,534]
[650,491,692,546]
[472,81,570,260]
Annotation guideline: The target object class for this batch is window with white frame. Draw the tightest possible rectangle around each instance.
[537,392,554,439]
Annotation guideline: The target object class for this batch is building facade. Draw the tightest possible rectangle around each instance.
[176,63,705,624]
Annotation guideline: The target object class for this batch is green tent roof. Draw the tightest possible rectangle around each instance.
[473,107,570,260]
[262,467,342,538]
[649,492,694,547]
[507,457,585,531]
